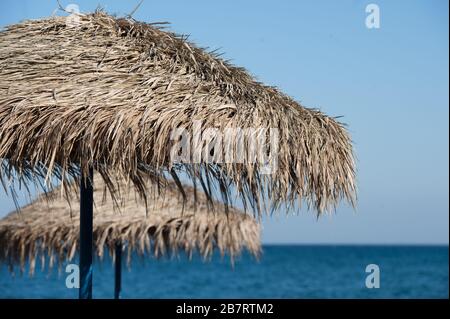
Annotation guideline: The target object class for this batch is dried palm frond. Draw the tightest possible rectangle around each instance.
[0,11,356,215]
[0,174,261,275]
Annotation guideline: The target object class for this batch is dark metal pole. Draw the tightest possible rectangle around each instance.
[79,167,93,299]
[114,242,122,299]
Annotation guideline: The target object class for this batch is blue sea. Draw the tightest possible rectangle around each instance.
[0,245,448,299]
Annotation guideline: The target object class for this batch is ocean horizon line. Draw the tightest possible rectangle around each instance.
[260,243,449,247]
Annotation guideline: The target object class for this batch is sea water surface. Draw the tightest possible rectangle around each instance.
[0,245,448,298]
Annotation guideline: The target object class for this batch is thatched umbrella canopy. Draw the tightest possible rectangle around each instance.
[0,10,356,299]
[0,175,261,276]
[0,11,356,215]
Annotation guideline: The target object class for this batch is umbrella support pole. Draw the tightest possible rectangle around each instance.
[114,242,122,299]
[79,167,93,299]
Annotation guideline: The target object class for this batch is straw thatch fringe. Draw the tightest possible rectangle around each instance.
[0,11,356,215]
[0,175,261,275]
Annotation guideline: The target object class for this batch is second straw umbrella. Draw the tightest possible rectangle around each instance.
[0,175,260,298]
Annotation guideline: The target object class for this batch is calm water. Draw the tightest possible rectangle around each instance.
[0,245,448,298]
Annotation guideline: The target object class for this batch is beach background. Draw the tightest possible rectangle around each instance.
[0,245,448,298]
[0,0,448,299]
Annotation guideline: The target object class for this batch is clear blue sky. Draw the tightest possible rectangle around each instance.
[0,0,448,244]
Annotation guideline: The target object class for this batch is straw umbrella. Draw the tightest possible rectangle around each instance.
[0,174,261,298]
[0,11,356,298]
